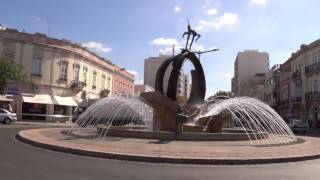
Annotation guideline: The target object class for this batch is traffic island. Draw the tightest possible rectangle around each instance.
[16,128,320,165]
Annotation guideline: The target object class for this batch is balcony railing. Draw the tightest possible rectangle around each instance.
[305,92,320,101]
[305,62,320,77]
[70,80,87,90]
[292,70,301,79]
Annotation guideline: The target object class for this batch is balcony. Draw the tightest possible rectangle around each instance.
[305,92,320,102]
[70,80,86,91]
[305,62,320,77]
[292,70,301,80]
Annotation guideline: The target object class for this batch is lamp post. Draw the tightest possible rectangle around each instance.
[193,48,219,60]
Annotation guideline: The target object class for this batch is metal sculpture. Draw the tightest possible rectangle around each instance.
[183,19,201,50]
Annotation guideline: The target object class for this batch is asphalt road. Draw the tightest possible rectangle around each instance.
[1,124,320,180]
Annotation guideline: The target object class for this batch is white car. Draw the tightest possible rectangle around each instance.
[288,119,309,133]
[0,108,17,124]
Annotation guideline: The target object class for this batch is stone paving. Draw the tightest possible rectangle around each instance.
[18,128,320,164]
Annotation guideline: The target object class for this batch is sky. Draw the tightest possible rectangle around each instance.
[1,0,320,96]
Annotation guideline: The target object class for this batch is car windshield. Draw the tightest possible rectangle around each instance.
[0,109,10,114]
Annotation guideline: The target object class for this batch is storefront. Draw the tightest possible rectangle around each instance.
[52,96,78,122]
[22,94,53,120]
[0,95,13,111]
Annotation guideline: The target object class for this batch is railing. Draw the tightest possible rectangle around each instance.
[70,80,87,90]
[305,62,320,77]
[305,92,320,101]
[292,70,301,79]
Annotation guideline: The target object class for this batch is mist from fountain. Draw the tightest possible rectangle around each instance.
[197,96,297,145]
[69,95,297,145]
[70,97,153,137]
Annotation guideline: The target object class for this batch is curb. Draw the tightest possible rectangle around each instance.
[16,131,320,165]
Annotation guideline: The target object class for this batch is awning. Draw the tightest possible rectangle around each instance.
[0,95,13,102]
[53,96,78,106]
[22,94,53,104]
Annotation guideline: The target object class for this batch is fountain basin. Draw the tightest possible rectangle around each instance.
[96,125,269,141]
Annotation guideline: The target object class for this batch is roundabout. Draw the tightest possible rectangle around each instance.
[16,127,320,165]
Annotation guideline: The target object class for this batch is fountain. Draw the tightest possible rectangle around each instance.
[71,23,297,146]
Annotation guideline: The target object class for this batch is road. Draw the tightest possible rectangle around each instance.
[0,124,320,180]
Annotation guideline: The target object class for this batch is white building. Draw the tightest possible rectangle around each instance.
[232,50,269,98]
[144,55,190,98]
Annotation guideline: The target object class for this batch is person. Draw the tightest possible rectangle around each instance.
[8,104,13,112]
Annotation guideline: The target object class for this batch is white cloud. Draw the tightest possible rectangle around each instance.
[127,70,143,84]
[202,0,210,9]
[250,0,266,5]
[151,37,206,55]
[196,12,238,31]
[82,41,112,53]
[127,70,138,76]
[174,5,181,12]
[150,38,179,46]
[207,8,218,16]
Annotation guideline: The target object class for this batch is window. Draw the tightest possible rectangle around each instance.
[314,80,318,92]
[60,62,68,80]
[312,53,317,64]
[83,67,88,83]
[73,64,80,81]
[107,77,111,90]
[32,57,42,75]
[92,71,97,88]
[101,74,106,90]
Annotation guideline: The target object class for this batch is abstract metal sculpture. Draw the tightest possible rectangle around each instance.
[155,21,206,104]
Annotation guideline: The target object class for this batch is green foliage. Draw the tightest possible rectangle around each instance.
[207,90,232,101]
[0,58,26,95]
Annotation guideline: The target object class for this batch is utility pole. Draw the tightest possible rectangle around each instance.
[46,17,52,36]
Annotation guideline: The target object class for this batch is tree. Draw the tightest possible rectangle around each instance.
[207,90,232,101]
[0,58,26,95]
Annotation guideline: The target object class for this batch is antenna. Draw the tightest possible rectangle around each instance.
[46,17,52,36]
[172,44,175,56]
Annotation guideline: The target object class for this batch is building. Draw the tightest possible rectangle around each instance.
[134,84,154,97]
[144,55,190,98]
[285,40,320,127]
[237,73,266,101]
[232,50,269,98]
[0,27,134,121]
[112,66,134,97]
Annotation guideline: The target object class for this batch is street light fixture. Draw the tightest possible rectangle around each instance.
[192,48,219,60]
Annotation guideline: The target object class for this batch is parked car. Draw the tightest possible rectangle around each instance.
[0,108,17,124]
[287,119,309,133]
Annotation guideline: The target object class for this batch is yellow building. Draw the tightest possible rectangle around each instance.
[0,28,132,122]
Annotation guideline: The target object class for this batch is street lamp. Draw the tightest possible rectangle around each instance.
[192,48,219,60]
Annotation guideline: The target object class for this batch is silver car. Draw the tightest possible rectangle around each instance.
[0,108,17,124]
[288,119,309,133]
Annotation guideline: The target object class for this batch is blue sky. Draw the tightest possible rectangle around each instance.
[1,0,320,96]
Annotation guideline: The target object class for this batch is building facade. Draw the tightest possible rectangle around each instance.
[0,27,134,121]
[144,55,190,98]
[232,50,269,99]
